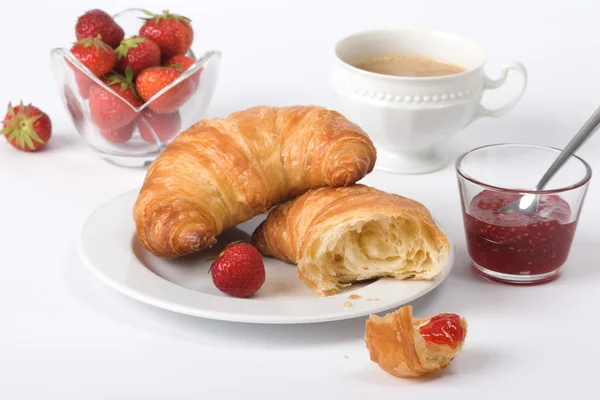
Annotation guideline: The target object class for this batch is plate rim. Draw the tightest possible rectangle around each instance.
[77,189,455,324]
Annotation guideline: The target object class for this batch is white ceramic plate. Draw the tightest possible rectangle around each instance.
[77,189,454,324]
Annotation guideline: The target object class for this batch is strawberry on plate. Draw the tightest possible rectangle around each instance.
[137,109,181,142]
[76,9,124,49]
[139,10,193,61]
[89,70,142,130]
[136,65,195,114]
[100,121,135,143]
[71,36,116,77]
[163,54,201,86]
[209,242,266,298]
[115,36,161,77]
[1,102,52,152]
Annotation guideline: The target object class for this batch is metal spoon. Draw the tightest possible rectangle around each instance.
[499,106,600,213]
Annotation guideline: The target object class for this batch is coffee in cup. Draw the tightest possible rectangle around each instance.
[353,54,466,78]
[331,30,528,174]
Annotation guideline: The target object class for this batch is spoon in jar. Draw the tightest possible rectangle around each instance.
[499,106,600,214]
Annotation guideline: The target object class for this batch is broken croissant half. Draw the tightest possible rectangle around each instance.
[252,185,450,295]
[365,306,467,378]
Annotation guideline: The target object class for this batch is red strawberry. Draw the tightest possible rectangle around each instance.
[163,54,194,70]
[75,9,124,49]
[115,36,161,77]
[1,102,52,152]
[71,36,116,77]
[136,66,195,114]
[137,109,181,142]
[210,242,266,298]
[101,121,135,143]
[164,54,201,86]
[139,10,193,61]
[89,70,142,130]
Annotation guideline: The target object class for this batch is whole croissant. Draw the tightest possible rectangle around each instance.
[133,105,376,257]
[252,185,449,295]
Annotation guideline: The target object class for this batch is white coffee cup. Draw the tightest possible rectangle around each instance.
[331,30,528,174]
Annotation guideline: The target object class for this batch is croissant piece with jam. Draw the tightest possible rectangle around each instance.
[365,305,467,378]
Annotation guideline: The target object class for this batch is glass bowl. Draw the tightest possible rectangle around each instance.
[50,8,221,167]
[456,144,592,284]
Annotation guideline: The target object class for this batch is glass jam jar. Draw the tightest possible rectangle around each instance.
[456,144,591,284]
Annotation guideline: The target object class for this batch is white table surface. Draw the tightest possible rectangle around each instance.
[1,0,599,398]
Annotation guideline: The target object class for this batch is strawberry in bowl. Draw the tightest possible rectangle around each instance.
[164,54,202,86]
[89,70,142,131]
[139,10,193,62]
[137,109,181,143]
[115,36,161,77]
[51,7,221,167]
[136,65,195,114]
[76,9,124,49]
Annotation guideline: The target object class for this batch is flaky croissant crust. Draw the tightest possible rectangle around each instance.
[133,106,376,257]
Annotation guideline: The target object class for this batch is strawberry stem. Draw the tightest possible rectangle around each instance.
[74,35,110,51]
[103,70,139,96]
[139,9,191,23]
[115,36,147,59]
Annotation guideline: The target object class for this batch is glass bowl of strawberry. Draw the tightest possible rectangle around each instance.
[456,144,592,284]
[50,8,221,167]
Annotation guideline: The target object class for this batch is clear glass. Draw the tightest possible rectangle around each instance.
[456,144,592,284]
[50,8,221,167]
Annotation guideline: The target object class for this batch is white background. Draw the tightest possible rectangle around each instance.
[1,0,599,399]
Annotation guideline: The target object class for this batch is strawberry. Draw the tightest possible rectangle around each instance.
[115,36,161,77]
[209,242,266,298]
[1,102,52,152]
[137,109,181,142]
[136,66,195,114]
[139,10,193,61]
[75,9,124,49]
[89,70,142,130]
[163,54,194,70]
[70,36,116,77]
[101,121,135,143]
[163,54,201,86]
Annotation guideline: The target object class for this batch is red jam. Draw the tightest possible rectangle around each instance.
[419,313,464,349]
[464,190,577,278]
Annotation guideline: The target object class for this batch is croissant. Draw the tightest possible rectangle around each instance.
[252,185,449,295]
[133,105,376,258]
[365,306,467,378]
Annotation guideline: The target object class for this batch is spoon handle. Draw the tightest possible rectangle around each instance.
[534,106,600,190]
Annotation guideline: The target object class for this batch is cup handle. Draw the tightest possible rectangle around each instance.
[467,61,528,126]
